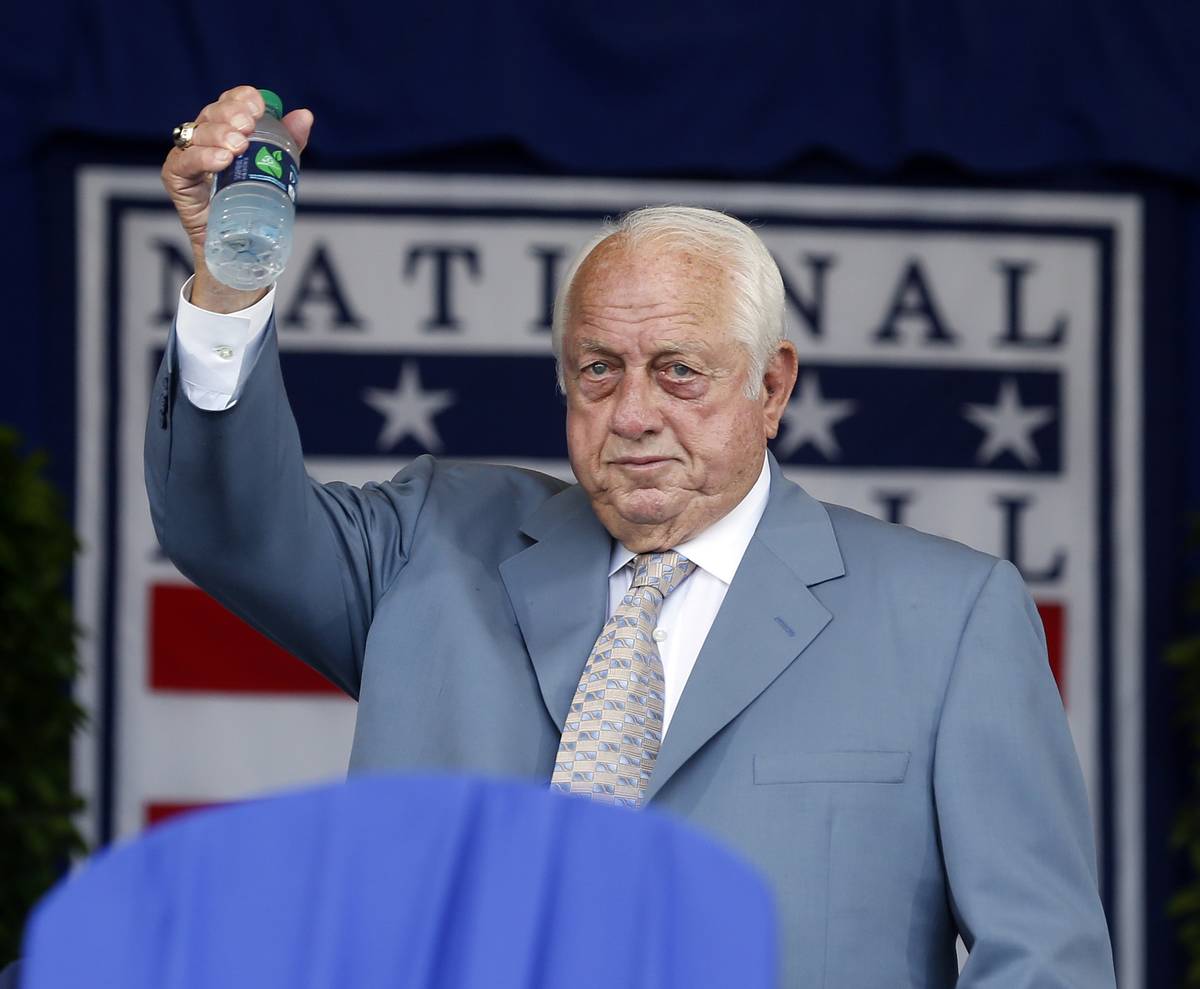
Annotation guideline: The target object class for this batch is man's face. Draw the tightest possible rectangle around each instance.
[563,238,797,551]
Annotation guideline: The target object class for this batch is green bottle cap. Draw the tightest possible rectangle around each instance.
[259,89,284,119]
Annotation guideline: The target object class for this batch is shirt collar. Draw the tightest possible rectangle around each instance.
[607,454,772,585]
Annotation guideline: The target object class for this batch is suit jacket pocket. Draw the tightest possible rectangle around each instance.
[753,750,910,784]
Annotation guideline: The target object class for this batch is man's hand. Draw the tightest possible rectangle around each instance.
[161,85,314,313]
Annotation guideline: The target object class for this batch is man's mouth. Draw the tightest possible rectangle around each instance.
[611,456,674,469]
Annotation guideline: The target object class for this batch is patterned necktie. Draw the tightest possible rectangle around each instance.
[550,551,695,808]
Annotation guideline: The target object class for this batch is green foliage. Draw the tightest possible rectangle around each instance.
[0,427,86,962]
[1170,519,1200,986]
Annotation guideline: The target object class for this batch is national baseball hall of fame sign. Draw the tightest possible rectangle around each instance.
[76,171,1144,984]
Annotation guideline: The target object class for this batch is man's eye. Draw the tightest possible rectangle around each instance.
[584,362,609,377]
[667,363,696,379]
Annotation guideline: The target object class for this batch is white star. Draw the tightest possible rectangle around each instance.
[775,371,857,460]
[962,378,1056,468]
[362,362,456,452]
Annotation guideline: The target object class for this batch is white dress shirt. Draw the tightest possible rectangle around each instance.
[174,281,773,737]
[175,276,275,410]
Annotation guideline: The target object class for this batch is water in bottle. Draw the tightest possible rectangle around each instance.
[204,89,300,291]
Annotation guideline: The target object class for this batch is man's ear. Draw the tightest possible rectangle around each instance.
[761,342,798,440]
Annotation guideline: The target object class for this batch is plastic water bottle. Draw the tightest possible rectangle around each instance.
[204,89,300,291]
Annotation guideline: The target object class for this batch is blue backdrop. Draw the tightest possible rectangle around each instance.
[3,3,1198,985]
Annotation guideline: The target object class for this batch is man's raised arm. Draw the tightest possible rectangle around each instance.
[146,86,413,698]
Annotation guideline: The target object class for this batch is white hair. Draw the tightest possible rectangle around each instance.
[550,206,786,398]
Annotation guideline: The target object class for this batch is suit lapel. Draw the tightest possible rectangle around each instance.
[499,485,612,733]
[645,460,846,803]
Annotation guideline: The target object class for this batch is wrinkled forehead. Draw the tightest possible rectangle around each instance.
[566,236,734,330]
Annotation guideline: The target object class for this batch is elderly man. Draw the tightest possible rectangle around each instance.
[151,86,1116,986]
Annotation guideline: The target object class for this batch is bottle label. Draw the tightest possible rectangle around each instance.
[213,141,299,202]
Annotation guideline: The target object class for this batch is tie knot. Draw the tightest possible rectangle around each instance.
[630,551,694,598]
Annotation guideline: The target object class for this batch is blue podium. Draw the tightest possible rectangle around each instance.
[23,776,775,988]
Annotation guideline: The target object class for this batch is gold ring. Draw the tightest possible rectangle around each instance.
[172,121,197,151]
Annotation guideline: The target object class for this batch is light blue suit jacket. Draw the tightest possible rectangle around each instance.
[145,324,1116,987]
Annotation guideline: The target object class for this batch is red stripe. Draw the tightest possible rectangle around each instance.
[149,583,342,694]
[145,801,220,826]
[149,582,1066,704]
[1034,601,1066,702]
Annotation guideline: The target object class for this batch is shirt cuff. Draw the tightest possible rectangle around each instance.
[175,275,276,411]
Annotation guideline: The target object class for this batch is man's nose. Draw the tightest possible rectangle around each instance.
[609,373,662,439]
